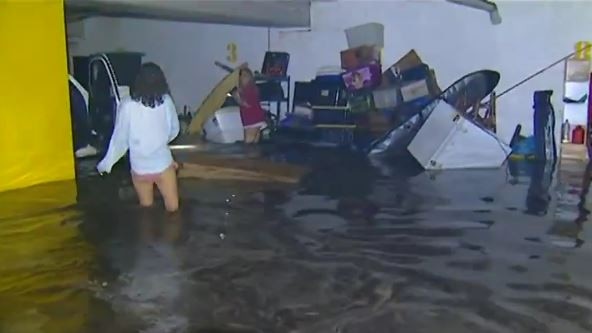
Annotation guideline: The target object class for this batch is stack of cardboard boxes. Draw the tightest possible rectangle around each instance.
[304,23,443,145]
[340,47,441,137]
[334,22,441,140]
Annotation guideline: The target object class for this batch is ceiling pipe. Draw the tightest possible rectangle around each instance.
[446,0,502,25]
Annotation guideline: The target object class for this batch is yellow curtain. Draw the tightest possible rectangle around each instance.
[0,0,75,192]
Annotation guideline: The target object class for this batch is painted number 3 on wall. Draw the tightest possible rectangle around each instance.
[227,43,237,63]
[575,41,592,60]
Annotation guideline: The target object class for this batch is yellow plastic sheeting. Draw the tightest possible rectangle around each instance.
[0,181,95,333]
[0,1,74,192]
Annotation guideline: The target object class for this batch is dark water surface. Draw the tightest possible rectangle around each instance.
[1,145,592,333]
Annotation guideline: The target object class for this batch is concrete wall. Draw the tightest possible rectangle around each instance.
[71,1,592,142]
[271,0,592,142]
[68,17,269,113]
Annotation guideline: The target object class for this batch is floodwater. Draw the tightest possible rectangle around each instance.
[1,144,592,333]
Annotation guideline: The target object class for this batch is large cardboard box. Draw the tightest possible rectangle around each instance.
[382,50,423,86]
[399,69,440,103]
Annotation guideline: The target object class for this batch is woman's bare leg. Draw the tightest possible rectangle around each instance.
[253,127,261,143]
[155,166,179,212]
[132,177,155,207]
[244,128,258,144]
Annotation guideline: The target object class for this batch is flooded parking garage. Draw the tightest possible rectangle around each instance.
[1,146,591,333]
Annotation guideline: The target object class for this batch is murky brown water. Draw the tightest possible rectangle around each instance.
[1,146,592,333]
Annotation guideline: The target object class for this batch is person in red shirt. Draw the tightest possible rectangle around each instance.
[233,66,267,144]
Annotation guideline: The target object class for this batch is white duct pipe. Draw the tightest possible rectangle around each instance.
[446,0,502,25]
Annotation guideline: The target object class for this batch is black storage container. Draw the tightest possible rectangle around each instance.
[316,127,355,146]
[293,81,313,106]
[262,51,290,77]
[312,107,352,125]
[310,79,348,107]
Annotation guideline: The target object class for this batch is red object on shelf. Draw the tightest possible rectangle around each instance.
[587,72,592,158]
[572,125,586,144]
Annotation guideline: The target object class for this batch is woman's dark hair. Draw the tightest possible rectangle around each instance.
[131,62,170,108]
[240,67,254,80]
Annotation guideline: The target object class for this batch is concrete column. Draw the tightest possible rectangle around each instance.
[0,0,74,192]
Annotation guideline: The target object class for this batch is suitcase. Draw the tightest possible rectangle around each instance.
[262,51,290,77]
[342,63,382,92]
[372,86,401,109]
[348,91,375,113]
[310,79,348,107]
[340,45,380,70]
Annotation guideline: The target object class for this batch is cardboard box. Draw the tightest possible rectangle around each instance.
[429,69,442,95]
[340,45,380,70]
[401,80,431,103]
[372,86,401,109]
[382,49,423,86]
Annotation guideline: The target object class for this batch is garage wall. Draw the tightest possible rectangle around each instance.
[69,17,270,113]
[270,1,592,142]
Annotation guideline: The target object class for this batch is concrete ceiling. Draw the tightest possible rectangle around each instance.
[65,0,314,28]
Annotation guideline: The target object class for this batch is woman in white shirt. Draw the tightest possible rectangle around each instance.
[97,63,180,212]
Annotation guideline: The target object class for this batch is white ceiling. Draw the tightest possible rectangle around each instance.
[65,0,314,27]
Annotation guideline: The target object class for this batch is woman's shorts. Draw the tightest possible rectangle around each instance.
[131,163,177,183]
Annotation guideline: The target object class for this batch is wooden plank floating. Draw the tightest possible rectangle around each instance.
[177,152,308,184]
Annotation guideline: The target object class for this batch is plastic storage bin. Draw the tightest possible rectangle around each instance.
[203,106,244,143]
[345,23,384,49]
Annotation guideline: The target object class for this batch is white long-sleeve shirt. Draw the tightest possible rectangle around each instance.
[97,94,180,175]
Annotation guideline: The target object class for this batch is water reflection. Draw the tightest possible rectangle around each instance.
[0,181,95,333]
[2,151,592,332]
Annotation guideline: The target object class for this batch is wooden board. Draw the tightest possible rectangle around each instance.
[187,67,240,134]
[177,152,308,184]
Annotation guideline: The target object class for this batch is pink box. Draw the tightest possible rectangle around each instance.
[342,63,382,92]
